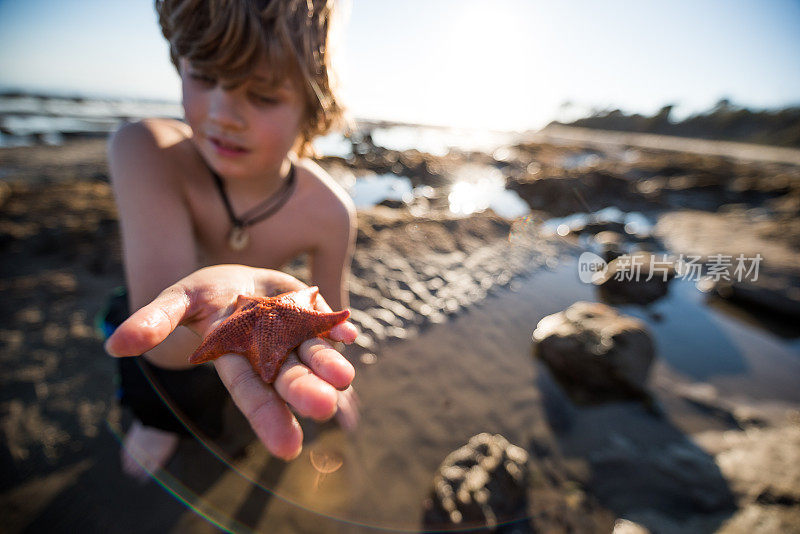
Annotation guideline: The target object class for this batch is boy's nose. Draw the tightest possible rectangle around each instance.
[208,88,246,130]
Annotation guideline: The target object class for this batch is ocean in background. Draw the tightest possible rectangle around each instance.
[0,91,516,157]
[0,91,182,147]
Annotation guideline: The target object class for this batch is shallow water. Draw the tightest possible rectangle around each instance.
[347,166,530,219]
[620,275,800,400]
[201,257,800,531]
[446,164,529,218]
[369,126,515,157]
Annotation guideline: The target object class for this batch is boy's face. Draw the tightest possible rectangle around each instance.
[180,57,305,181]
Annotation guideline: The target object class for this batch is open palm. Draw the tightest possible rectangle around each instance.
[105,264,358,460]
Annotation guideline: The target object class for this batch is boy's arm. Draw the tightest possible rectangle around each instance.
[308,187,359,430]
[309,192,356,311]
[108,120,201,368]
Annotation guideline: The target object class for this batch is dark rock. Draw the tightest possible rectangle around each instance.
[508,171,641,217]
[532,302,655,404]
[422,433,530,532]
[712,269,800,319]
[422,434,616,533]
[573,220,627,236]
[376,198,406,209]
[597,252,674,305]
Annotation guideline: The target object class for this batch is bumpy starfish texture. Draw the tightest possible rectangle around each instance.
[188,286,350,383]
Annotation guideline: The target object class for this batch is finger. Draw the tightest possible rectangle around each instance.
[335,386,360,431]
[273,353,340,421]
[104,286,190,357]
[328,321,359,344]
[297,337,355,390]
[214,354,303,460]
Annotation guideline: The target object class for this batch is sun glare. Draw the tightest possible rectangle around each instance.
[435,2,538,130]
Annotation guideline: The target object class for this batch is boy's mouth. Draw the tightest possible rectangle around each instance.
[209,136,249,154]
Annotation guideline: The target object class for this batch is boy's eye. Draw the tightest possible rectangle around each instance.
[250,94,279,106]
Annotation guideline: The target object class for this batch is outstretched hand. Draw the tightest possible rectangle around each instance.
[104,264,359,460]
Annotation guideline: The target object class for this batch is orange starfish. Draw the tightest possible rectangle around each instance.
[188,286,350,383]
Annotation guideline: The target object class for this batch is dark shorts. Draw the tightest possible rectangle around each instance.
[100,287,228,438]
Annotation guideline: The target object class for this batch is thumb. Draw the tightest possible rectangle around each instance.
[104,286,191,357]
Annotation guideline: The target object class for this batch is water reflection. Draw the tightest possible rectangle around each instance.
[447,165,529,218]
[617,279,749,380]
[370,126,514,157]
[347,167,529,219]
[313,132,353,158]
[347,173,413,208]
[448,176,502,216]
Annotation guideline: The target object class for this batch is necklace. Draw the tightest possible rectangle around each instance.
[209,163,297,251]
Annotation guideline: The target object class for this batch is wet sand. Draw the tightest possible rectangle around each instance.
[2,131,800,533]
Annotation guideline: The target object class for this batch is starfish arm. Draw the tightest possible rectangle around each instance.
[251,314,287,383]
[188,307,258,364]
[257,347,290,383]
[188,335,228,364]
[304,309,351,338]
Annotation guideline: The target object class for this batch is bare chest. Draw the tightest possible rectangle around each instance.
[185,184,315,269]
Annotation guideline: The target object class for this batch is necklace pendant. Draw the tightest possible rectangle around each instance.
[228,226,250,251]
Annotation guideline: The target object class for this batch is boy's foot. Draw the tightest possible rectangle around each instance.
[121,420,179,482]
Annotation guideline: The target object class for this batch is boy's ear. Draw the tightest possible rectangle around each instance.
[290,133,307,159]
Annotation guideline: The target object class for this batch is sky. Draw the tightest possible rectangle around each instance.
[1,0,799,131]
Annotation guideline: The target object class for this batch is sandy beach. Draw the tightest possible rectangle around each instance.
[2,128,800,533]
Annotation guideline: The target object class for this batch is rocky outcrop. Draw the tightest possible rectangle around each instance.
[508,170,640,216]
[532,302,655,404]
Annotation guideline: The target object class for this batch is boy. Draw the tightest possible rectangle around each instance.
[106,0,356,480]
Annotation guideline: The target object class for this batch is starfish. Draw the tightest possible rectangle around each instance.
[188,286,350,383]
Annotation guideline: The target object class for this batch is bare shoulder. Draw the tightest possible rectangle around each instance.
[108,118,191,153]
[295,158,355,227]
[107,118,195,186]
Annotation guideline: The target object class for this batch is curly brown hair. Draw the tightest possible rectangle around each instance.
[155,0,345,157]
